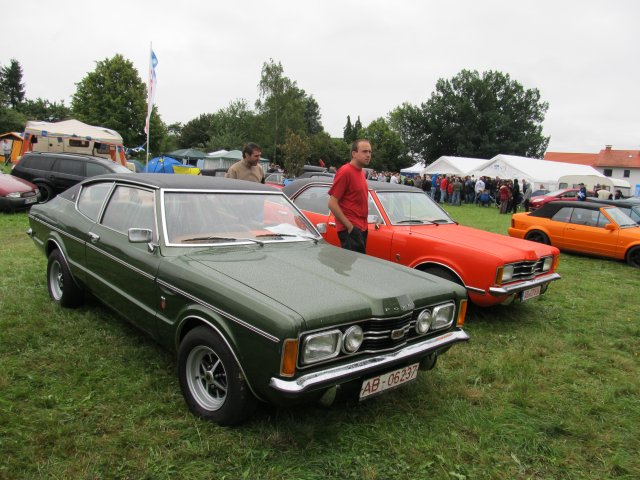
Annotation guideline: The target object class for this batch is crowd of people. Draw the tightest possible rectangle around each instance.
[365,171,535,213]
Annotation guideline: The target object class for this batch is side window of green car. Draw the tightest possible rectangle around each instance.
[102,186,155,235]
[77,182,113,221]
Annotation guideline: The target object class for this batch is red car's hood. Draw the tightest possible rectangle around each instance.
[1,174,37,195]
[410,223,556,261]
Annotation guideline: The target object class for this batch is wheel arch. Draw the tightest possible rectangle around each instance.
[414,261,465,286]
[176,314,264,402]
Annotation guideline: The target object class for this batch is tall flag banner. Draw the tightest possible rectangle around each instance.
[145,46,158,162]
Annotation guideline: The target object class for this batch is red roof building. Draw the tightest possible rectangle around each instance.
[545,146,640,196]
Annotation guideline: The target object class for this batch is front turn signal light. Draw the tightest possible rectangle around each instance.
[280,339,298,377]
[457,299,468,327]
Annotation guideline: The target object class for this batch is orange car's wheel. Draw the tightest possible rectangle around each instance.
[525,230,550,245]
[626,246,640,268]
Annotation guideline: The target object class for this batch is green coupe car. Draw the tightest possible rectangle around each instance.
[27,174,469,425]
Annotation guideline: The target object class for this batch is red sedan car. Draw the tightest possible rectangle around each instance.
[0,173,40,212]
[283,179,561,307]
[529,188,594,211]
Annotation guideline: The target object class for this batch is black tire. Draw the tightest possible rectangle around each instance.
[525,230,550,245]
[626,246,640,268]
[47,249,84,308]
[37,183,54,203]
[178,326,257,426]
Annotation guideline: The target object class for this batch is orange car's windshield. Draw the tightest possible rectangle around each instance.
[604,207,638,228]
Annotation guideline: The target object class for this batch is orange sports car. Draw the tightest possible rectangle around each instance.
[509,201,640,267]
[283,179,561,307]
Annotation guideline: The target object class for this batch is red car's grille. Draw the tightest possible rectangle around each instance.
[511,259,547,280]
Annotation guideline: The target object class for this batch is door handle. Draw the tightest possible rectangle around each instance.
[328,222,336,227]
[88,232,100,243]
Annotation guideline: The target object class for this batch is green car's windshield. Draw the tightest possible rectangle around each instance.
[163,191,320,245]
[376,191,454,225]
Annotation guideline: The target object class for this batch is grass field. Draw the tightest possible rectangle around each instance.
[1,204,639,480]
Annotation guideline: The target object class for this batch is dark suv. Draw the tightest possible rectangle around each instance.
[11,152,132,202]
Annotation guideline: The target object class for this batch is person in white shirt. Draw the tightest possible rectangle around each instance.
[474,177,485,204]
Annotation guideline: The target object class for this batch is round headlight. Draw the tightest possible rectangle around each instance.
[415,309,432,334]
[343,325,364,353]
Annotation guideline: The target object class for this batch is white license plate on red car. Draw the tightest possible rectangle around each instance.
[359,363,419,400]
[521,286,541,301]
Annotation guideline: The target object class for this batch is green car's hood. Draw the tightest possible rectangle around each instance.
[183,242,464,330]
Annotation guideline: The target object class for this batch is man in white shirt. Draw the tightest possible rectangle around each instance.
[474,177,485,204]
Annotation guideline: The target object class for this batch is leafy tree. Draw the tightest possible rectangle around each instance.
[308,131,349,168]
[207,99,258,152]
[280,129,310,177]
[20,98,71,122]
[178,113,214,149]
[71,54,148,147]
[303,96,323,135]
[0,103,25,133]
[0,59,26,108]
[255,59,315,162]
[388,102,424,161]
[362,117,410,172]
[399,69,549,161]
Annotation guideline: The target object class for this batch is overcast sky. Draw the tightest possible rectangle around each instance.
[2,0,638,153]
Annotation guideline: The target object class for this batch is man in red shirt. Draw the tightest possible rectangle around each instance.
[328,139,371,253]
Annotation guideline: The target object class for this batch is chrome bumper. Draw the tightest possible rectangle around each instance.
[488,272,561,296]
[269,329,469,394]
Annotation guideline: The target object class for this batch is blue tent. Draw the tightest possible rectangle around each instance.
[143,156,182,173]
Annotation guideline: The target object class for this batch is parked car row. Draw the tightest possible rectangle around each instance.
[16,160,640,425]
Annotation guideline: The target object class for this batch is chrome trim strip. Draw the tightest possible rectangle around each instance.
[85,243,155,281]
[30,215,85,246]
[156,278,280,343]
[488,272,561,296]
[270,329,469,393]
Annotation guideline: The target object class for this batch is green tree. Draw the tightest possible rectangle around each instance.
[343,115,354,143]
[178,113,214,149]
[402,69,549,162]
[308,131,349,168]
[388,102,424,161]
[0,103,25,133]
[353,116,363,140]
[207,99,258,151]
[255,59,314,162]
[20,98,71,122]
[1,59,26,108]
[362,117,410,172]
[71,54,148,147]
[280,129,310,177]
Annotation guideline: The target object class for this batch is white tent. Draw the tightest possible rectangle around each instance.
[423,156,490,176]
[24,119,123,143]
[400,162,426,175]
[470,154,607,190]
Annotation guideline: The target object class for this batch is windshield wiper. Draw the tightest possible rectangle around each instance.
[182,236,237,243]
[257,232,320,244]
[181,236,265,246]
[255,233,297,238]
[397,219,425,224]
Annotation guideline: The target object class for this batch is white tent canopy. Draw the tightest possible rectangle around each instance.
[423,156,490,176]
[400,162,426,175]
[24,119,123,144]
[470,155,607,190]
